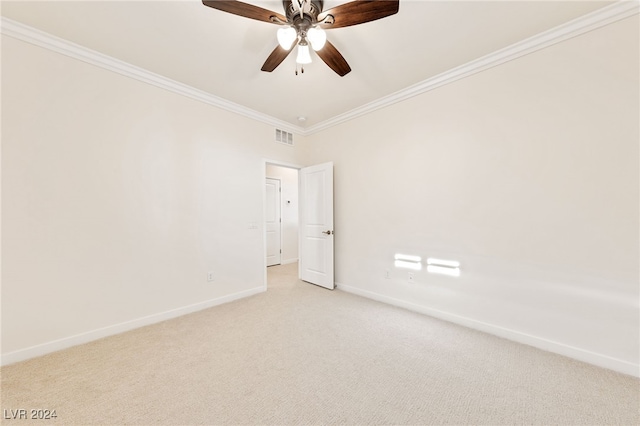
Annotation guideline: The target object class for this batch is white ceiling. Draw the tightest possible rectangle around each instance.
[2,0,613,129]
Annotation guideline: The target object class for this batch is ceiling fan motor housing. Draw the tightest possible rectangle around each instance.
[284,0,324,37]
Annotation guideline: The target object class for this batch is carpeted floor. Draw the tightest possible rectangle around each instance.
[1,262,639,425]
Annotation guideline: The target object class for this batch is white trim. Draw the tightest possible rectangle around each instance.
[264,159,304,170]
[0,17,304,135]
[2,2,637,136]
[280,258,299,265]
[336,282,640,378]
[305,0,640,134]
[0,286,265,366]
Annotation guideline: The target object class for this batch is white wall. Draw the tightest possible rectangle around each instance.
[2,12,638,378]
[300,16,639,375]
[266,164,299,264]
[1,35,301,362]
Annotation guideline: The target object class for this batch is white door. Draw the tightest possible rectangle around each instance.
[265,178,281,267]
[299,162,334,289]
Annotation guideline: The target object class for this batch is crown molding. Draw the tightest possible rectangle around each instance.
[303,0,640,135]
[0,17,305,135]
[2,1,638,137]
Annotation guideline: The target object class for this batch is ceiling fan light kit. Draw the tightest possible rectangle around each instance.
[277,26,297,50]
[201,0,400,76]
[307,27,326,51]
[296,43,312,64]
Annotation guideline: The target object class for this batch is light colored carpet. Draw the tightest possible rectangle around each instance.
[1,262,639,425]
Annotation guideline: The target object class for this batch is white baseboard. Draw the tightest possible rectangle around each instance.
[281,258,299,265]
[1,286,265,366]
[336,282,639,378]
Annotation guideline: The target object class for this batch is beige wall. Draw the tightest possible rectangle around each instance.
[1,36,301,359]
[300,16,639,372]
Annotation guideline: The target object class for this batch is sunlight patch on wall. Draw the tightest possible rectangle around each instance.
[427,258,461,277]
[394,254,422,271]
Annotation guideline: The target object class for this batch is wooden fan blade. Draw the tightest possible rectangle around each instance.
[316,41,351,76]
[202,0,286,24]
[318,0,399,29]
[261,45,294,72]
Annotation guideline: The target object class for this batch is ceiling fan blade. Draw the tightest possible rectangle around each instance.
[316,41,351,76]
[318,0,399,29]
[261,45,294,72]
[202,0,286,24]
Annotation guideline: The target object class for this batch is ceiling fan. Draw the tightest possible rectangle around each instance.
[201,0,400,76]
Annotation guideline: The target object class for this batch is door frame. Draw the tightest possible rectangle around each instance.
[262,159,303,289]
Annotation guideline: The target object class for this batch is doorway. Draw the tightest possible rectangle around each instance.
[265,163,299,269]
[264,160,334,290]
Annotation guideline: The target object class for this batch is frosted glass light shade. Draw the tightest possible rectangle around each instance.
[296,44,312,64]
[307,27,326,51]
[277,27,297,50]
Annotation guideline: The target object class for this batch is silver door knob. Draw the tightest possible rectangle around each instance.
[322,230,333,235]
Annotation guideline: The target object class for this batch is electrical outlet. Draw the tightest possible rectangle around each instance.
[385,269,390,279]
[207,272,214,282]
[408,272,415,282]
